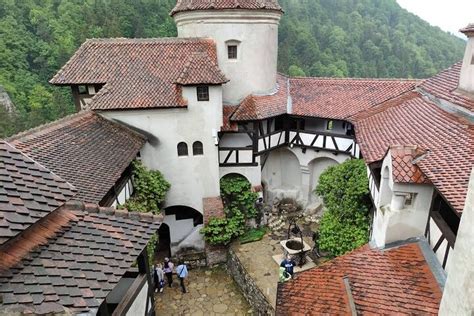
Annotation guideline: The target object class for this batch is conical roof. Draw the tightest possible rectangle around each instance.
[171,0,282,16]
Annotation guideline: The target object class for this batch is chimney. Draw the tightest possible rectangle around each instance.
[458,24,474,95]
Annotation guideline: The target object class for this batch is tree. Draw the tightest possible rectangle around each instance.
[315,159,371,256]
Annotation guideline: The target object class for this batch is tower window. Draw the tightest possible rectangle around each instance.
[193,141,204,156]
[228,45,238,59]
[177,142,188,156]
[197,86,209,101]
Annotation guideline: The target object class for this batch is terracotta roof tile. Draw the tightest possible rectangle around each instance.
[420,62,474,112]
[176,51,228,85]
[231,74,288,121]
[276,242,443,315]
[8,111,145,204]
[390,145,430,184]
[0,141,76,246]
[460,23,474,35]
[0,200,162,314]
[290,77,419,120]
[355,91,473,213]
[171,0,283,16]
[222,106,238,131]
[50,38,225,110]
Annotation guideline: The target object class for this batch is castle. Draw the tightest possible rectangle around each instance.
[1,0,473,314]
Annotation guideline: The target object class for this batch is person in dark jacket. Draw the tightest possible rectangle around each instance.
[163,257,174,287]
[280,255,296,277]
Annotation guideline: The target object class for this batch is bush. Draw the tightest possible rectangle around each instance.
[121,160,170,214]
[239,227,268,244]
[200,211,246,246]
[220,174,258,219]
[315,159,371,256]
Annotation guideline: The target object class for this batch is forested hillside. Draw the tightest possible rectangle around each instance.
[0,0,465,137]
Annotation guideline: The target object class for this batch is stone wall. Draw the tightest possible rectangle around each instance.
[227,247,274,315]
[206,245,228,266]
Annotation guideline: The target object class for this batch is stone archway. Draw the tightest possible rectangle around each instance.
[163,205,204,256]
[308,157,339,204]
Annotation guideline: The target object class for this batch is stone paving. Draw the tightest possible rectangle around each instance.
[155,266,252,315]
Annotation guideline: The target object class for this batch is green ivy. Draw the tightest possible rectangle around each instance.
[220,175,258,219]
[121,160,170,214]
[147,233,158,266]
[200,211,245,246]
[315,159,371,256]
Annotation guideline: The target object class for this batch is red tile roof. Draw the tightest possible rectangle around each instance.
[0,141,76,246]
[222,106,238,131]
[355,91,473,213]
[390,145,430,184]
[176,51,228,85]
[171,0,283,16]
[50,38,226,110]
[231,74,288,121]
[290,77,419,120]
[0,200,162,315]
[276,242,443,315]
[8,111,145,204]
[420,62,474,112]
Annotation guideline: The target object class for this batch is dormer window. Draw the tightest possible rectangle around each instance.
[228,45,238,59]
[197,86,209,101]
[326,120,334,130]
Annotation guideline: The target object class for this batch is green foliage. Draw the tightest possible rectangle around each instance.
[200,211,245,246]
[239,227,268,244]
[147,233,158,266]
[220,174,258,219]
[0,0,465,137]
[122,160,170,214]
[315,159,371,256]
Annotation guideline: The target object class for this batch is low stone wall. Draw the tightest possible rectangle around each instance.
[227,247,274,315]
[206,244,227,266]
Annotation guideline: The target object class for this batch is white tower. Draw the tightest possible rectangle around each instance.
[171,0,283,105]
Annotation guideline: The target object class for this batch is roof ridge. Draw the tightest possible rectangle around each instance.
[95,113,147,142]
[289,76,422,83]
[82,37,216,44]
[1,140,77,193]
[7,111,94,142]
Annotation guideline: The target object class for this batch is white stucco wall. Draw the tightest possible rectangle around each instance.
[458,36,474,94]
[219,165,261,187]
[125,281,150,316]
[101,85,223,213]
[371,152,434,248]
[439,169,474,315]
[174,10,282,104]
[262,146,349,207]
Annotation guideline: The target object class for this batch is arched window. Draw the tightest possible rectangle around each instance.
[177,142,188,156]
[193,141,204,156]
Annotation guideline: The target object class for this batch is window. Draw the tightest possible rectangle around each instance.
[326,120,334,130]
[78,85,88,95]
[404,193,416,207]
[177,142,188,156]
[228,45,238,59]
[193,141,204,156]
[197,86,209,101]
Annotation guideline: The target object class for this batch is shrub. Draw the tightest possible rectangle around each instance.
[121,160,171,214]
[315,159,371,256]
[220,174,258,219]
[200,211,246,246]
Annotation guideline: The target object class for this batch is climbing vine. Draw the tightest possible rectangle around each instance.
[315,159,371,256]
[201,174,258,245]
[122,160,171,214]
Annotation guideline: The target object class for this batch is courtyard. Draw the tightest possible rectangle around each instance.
[154,266,252,315]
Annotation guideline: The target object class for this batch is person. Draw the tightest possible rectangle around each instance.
[176,260,188,293]
[163,257,174,288]
[280,255,296,278]
[279,266,291,283]
[154,263,164,293]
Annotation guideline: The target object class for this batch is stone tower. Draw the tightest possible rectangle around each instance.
[171,0,283,105]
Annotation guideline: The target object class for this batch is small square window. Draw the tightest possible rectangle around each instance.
[404,193,416,207]
[197,86,209,102]
[228,45,238,59]
[326,120,334,130]
[78,85,88,95]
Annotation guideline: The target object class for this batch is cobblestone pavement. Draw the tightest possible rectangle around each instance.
[155,266,252,315]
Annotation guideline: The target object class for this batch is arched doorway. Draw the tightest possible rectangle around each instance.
[162,205,204,257]
[308,157,339,203]
[156,223,171,261]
